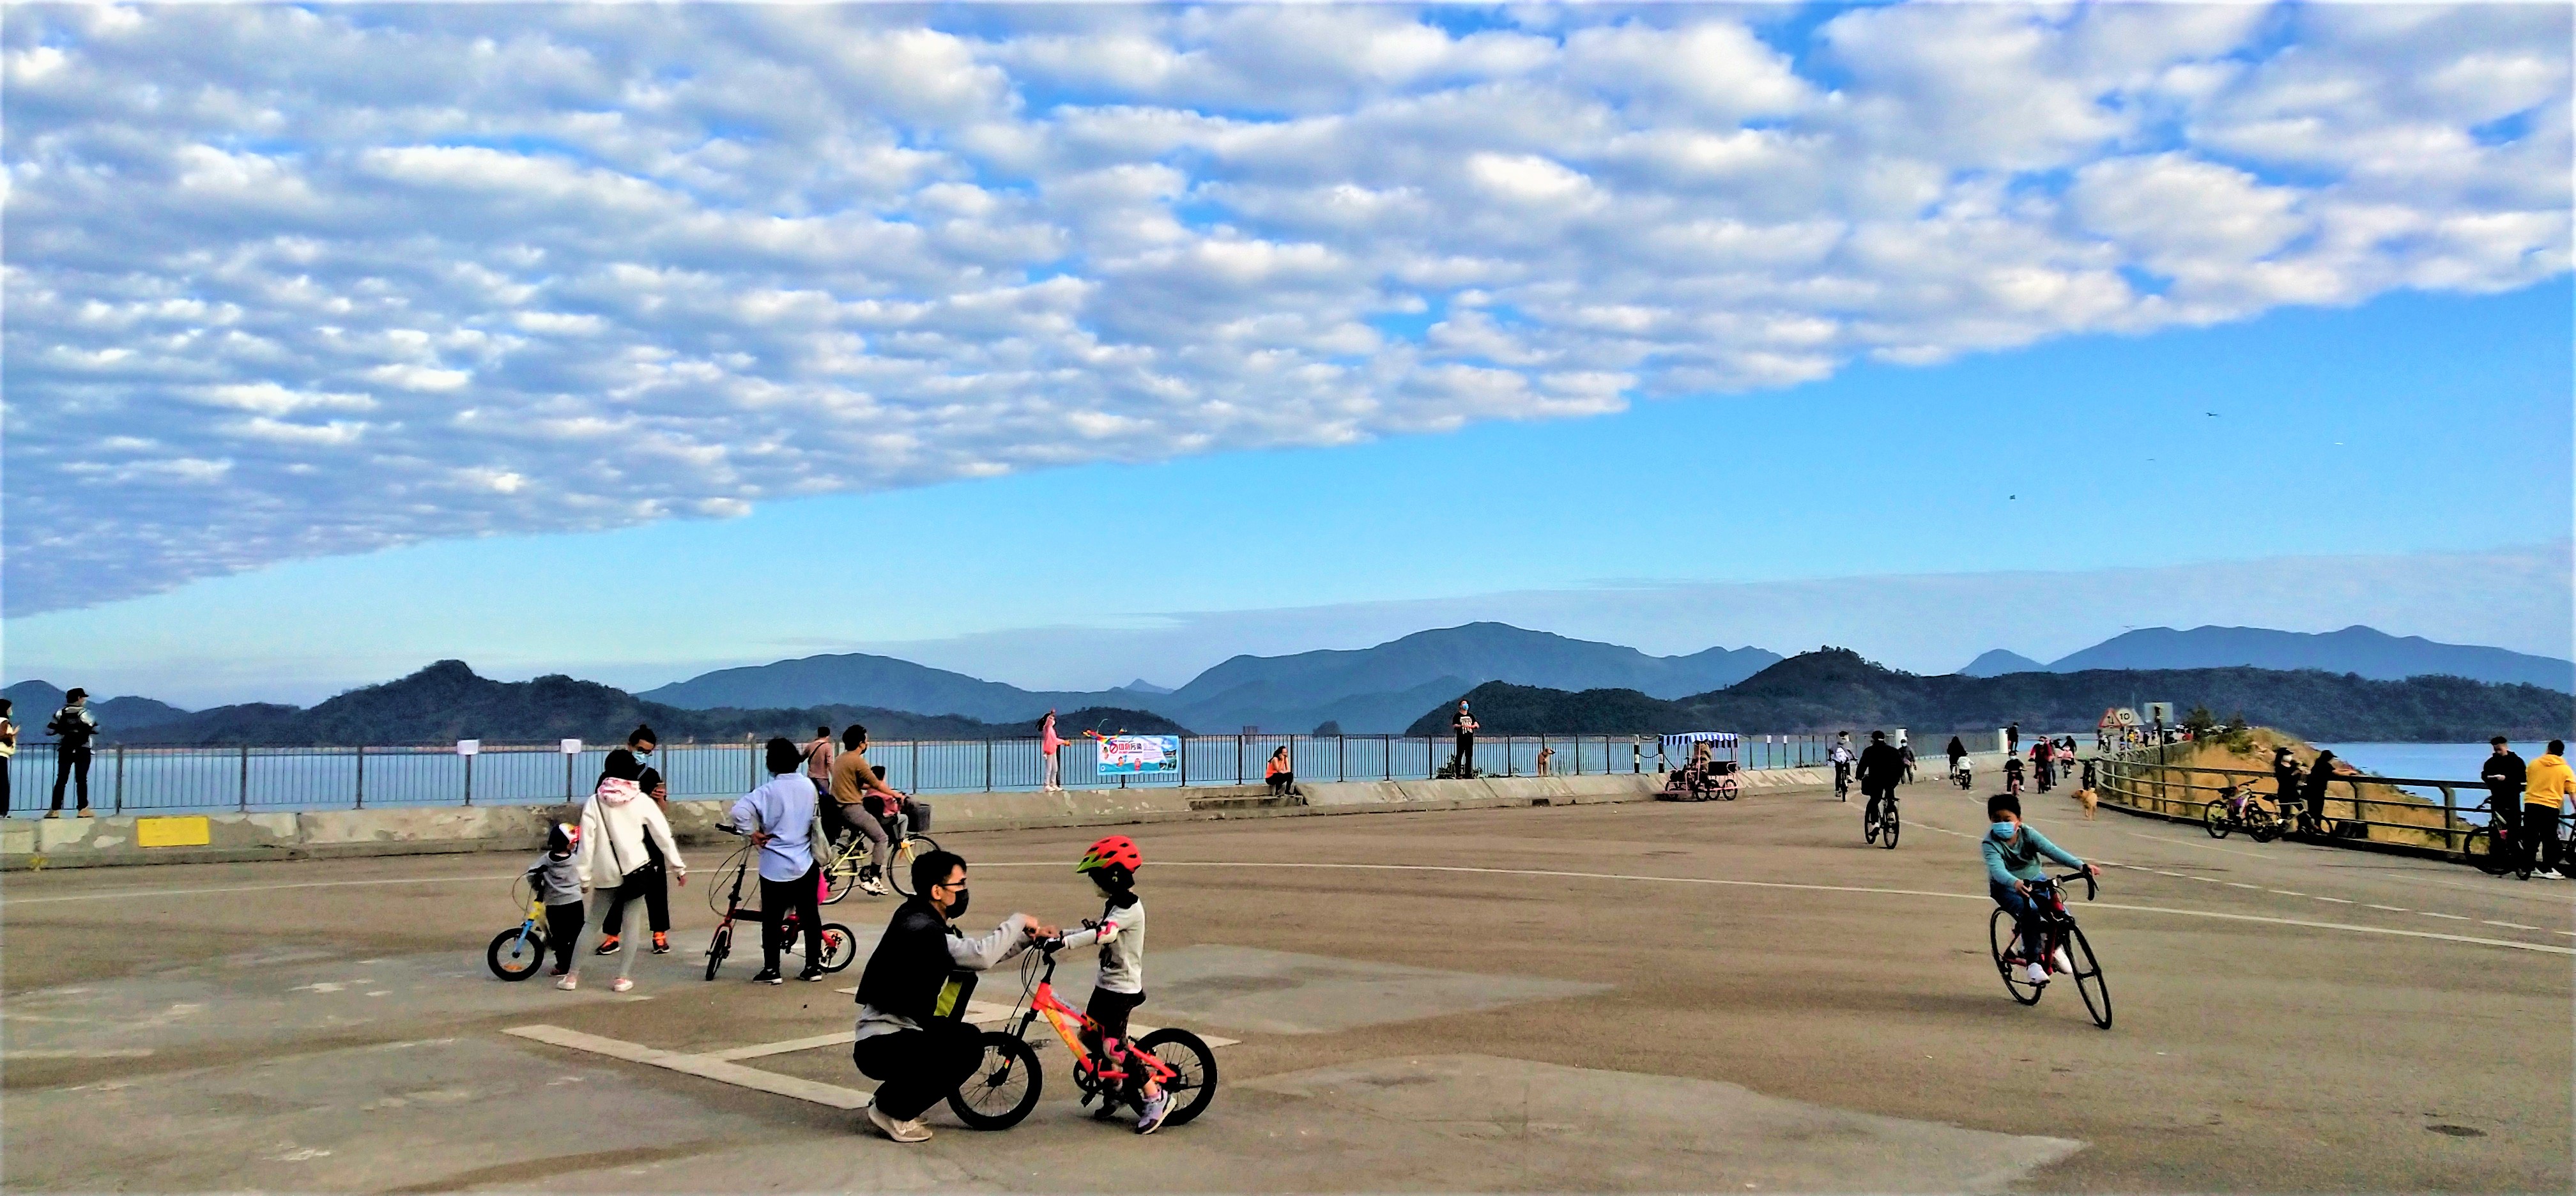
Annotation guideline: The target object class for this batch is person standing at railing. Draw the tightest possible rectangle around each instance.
[2480,737,2524,828]
[594,725,674,957]
[2297,749,2356,837]
[1451,700,1479,778]
[2519,740,2570,880]
[1041,710,1064,792]
[45,689,96,818]
[0,698,15,818]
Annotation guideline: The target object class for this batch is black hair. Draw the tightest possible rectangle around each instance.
[2553,740,2567,756]
[912,849,966,898]
[1987,792,2021,820]
[0,698,12,716]
[763,736,801,775]
[816,725,831,737]
[842,724,868,749]
[627,723,657,747]
[2492,735,2511,746]
[1870,730,1885,741]
[872,765,887,780]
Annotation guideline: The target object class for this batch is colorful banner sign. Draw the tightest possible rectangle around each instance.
[1095,734,1180,776]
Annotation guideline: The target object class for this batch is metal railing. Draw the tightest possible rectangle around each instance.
[2094,745,2500,859]
[0,732,1883,816]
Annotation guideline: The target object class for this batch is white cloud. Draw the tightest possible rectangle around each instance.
[4,3,2568,615]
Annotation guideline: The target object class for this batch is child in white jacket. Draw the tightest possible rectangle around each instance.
[564,771,686,992]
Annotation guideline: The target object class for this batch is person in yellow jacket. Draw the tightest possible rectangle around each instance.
[2522,739,2572,880]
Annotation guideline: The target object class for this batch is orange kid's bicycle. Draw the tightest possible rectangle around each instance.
[947,930,1218,1130]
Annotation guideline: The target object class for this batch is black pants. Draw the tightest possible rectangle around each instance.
[544,900,586,969]
[2522,804,2561,874]
[51,746,91,812]
[1,755,12,816]
[1268,772,1294,795]
[854,1022,984,1122]
[1864,785,1896,822]
[601,844,670,936]
[760,866,822,974]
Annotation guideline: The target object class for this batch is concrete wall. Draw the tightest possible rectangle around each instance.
[0,765,1846,871]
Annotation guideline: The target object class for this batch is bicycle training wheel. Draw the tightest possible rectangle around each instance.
[487,927,546,981]
[815,923,857,972]
[947,1031,1043,1130]
[888,834,943,897]
[2064,924,2112,1030]
[1137,1028,1218,1126]
[1989,908,2043,1006]
[1879,804,1900,850]
[2203,801,2231,839]
[703,923,731,982]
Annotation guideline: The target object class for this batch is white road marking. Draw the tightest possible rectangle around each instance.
[2269,890,2305,896]
[1,1048,155,1061]
[3,873,516,905]
[2419,912,2469,921]
[995,861,2576,956]
[2367,905,2409,912]
[2313,896,2354,904]
[504,1024,876,1110]
[2485,921,2542,931]
[2225,882,2261,889]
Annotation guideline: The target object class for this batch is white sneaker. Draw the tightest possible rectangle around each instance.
[2540,870,2567,880]
[2025,962,2050,985]
[610,977,633,993]
[867,1103,932,1142]
[555,975,578,990]
[2050,947,2074,974]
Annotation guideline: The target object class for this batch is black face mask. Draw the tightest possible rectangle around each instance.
[942,887,970,919]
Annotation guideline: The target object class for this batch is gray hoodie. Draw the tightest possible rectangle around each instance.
[525,850,583,907]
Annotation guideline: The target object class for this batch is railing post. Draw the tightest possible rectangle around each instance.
[238,744,250,812]
[114,745,125,815]
[1236,735,1244,786]
[2440,785,2458,855]
[986,738,993,791]
[355,745,366,809]
[463,751,475,807]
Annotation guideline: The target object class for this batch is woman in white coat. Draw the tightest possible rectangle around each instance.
[564,762,687,992]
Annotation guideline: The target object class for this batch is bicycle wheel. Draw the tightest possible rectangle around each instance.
[2464,826,2517,875]
[1717,778,1737,801]
[888,834,942,897]
[1989,908,2043,1006]
[1862,804,1879,845]
[2203,801,2232,839]
[820,853,857,906]
[2064,923,2112,1029]
[487,926,546,981]
[1137,1028,1218,1127]
[1880,804,1900,850]
[2248,809,2281,843]
[703,923,731,982]
[947,1031,1043,1130]
[815,923,857,972]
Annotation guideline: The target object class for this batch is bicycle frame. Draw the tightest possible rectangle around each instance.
[1004,946,1177,1091]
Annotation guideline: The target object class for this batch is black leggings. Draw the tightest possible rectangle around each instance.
[1455,735,1474,774]
[760,866,822,973]
[601,848,670,936]
[544,901,586,969]
[853,1022,984,1122]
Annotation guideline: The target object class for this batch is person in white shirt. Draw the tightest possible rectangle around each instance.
[732,737,825,985]
[566,747,688,993]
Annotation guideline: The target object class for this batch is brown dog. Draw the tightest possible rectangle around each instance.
[2076,787,2099,819]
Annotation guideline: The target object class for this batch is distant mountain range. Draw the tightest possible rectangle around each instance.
[1415,648,2576,743]
[3,664,1184,747]
[1956,625,2573,693]
[643,623,1782,734]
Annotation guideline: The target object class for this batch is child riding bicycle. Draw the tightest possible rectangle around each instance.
[1055,835,1172,1134]
[1984,792,2096,988]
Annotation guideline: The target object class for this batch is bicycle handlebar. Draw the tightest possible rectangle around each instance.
[2043,868,2099,901]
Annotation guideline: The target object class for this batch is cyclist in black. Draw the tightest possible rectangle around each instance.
[1857,731,1906,832]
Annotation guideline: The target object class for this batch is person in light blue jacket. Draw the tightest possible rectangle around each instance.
[1983,792,2097,987]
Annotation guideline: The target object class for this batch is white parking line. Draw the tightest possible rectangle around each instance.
[2269,890,2305,896]
[2367,904,2409,912]
[2225,882,2261,889]
[2485,921,2541,931]
[2313,896,2354,904]
[2419,912,2471,921]
[505,1024,875,1110]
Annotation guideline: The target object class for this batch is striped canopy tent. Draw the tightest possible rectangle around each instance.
[1657,732,1738,763]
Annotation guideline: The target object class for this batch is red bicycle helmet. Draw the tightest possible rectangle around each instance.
[1076,834,1143,874]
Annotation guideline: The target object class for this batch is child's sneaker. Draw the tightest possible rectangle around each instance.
[610,977,633,993]
[593,935,622,956]
[2050,947,2074,974]
[650,932,671,954]
[548,962,571,977]
[2024,962,2049,986]
[797,965,826,983]
[1134,1089,1172,1135]
[556,975,579,991]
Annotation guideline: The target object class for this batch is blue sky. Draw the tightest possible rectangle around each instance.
[4,4,2569,705]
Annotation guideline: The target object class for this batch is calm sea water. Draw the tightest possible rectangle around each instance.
[2311,742,2548,785]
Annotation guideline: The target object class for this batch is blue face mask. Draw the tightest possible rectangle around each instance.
[1990,822,2017,839]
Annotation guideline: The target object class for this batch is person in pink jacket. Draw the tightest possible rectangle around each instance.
[1041,710,1064,792]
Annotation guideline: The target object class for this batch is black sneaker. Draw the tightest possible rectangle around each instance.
[593,936,622,956]
[751,968,783,985]
[797,966,826,983]
[650,933,671,954]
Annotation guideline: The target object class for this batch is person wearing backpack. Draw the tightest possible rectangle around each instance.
[566,730,687,993]
[46,689,98,818]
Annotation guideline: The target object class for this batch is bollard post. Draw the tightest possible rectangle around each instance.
[239,744,251,812]
[2441,785,2458,855]
[355,744,367,809]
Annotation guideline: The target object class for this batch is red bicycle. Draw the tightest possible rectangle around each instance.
[703,827,855,981]
[947,931,1218,1130]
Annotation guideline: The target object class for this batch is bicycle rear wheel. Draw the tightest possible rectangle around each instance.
[2248,809,2281,843]
[1862,804,1879,845]
[2203,801,2231,839]
[1137,1028,1218,1126]
[888,834,943,897]
[820,850,857,905]
[2064,923,2112,1029]
[2464,826,2516,875]
[948,1031,1043,1130]
[1880,804,1900,850]
[1989,907,2042,1006]
[703,923,731,982]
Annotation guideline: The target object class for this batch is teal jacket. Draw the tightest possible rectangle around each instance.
[1984,824,2084,886]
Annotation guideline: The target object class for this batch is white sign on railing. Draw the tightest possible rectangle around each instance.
[456,739,481,756]
[560,739,582,755]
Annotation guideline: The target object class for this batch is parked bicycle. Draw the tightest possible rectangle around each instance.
[2202,784,2283,842]
[947,931,1218,1131]
[2463,800,2529,879]
[703,829,856,981]
[1988,868,2112,1029]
